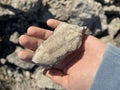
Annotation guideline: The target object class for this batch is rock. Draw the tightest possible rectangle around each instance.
[0,67,12,90]
[7,69,13,78]
[42,0,108,35]
[114,29,120,48]
[115,34,120,48]
[0,58,6,64]
[0,0,39,16]
[0,66,39,90]
[11,70,40,90]
[103,5,120,14]
[7,46,35,69]
[104,0,115,4]
[23,71,31,79]
[10,32,20,44]
[95,0,115,4]
[100,35,116,46]
[12,79,40,90]
[0,0,120,89]
[108,17,120,38]
[33,67,64,89]
[15,73,24,82]
[68,0,108,35]
[32,22,86,66]
[42,0,72,21]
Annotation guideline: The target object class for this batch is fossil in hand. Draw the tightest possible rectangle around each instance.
[32,22,86,66]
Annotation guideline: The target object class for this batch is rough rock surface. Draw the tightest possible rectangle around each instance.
[42,0,72,21]
[108,17,120,38]
[32,22,86,66]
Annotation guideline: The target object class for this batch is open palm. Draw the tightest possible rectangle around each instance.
[18,19,106,90]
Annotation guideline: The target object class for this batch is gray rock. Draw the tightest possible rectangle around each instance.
[0,58,6,64]
[108,17,120,38]
[11,71,40,90]
[7,46,35,69]
[0,0,39,16]
[32,22,86,66]
[33,67,64,89]
[0,67,12,90]
[103,5,120,14]
[100,35,116,46]
[10,32,20,44]
[104,0,115,4]
[68,0,108,35]
[0,66,40,90]
[42,0,72,21]
[42,0,107,35]
[23,71,31,79]
[115,34,120,48]
[0,0,120,89]
[0,67,8,81]
[95,0,115,4]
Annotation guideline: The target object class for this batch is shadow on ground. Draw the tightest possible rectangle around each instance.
[0,0,54,58]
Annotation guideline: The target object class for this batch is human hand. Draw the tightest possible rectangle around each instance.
[18,19,106,90]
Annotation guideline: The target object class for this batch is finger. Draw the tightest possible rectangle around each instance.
[18,49,34,62]
[19,35,42,51]
[47,19,61,29]
[27,26,52,40]
[45,69,68,86]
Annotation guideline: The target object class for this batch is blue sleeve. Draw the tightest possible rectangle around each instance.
[90,44,120,90]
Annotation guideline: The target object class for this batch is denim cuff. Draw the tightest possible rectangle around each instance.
[90,44,120,90]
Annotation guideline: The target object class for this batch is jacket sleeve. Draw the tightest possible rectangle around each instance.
[90,44,120,90]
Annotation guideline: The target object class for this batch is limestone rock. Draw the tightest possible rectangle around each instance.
[32,22,86,66]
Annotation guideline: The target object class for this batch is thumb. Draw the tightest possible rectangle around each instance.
[47,19,61,29]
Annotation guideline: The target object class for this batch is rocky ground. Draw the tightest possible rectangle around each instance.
[0,0,120,90]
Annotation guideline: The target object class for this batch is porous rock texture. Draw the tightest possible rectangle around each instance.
[32,22,86,66]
